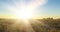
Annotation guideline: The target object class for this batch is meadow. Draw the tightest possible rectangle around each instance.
[0,18,60,32]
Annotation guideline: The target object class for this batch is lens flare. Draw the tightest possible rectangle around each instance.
[6,0,48,32]
[7,0,47,19]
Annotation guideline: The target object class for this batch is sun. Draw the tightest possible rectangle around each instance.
[17,10,32,19]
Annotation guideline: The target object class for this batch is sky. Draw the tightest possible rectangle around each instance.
[38,0,60,18]
[0,0,60,19]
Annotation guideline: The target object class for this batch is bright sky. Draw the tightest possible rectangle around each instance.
[0,0,60,19]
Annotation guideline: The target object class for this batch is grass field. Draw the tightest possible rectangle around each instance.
[0,18,60,32]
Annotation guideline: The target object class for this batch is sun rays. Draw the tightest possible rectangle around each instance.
[5,0,48,32]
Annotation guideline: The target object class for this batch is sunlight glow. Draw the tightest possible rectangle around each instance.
[7,0,47,19]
